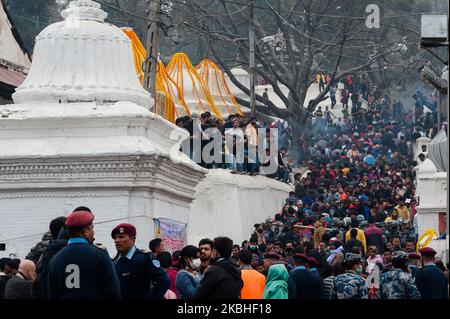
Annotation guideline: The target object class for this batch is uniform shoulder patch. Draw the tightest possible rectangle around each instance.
[152,259,161,268]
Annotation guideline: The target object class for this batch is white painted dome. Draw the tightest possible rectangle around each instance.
[231,68,249,77]
[419,158,438,174]
[416,137,431,143]
[225,68,249,97]
[13,0,151,107]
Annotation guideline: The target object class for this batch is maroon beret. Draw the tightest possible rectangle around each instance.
[419,247,436,257]
[307,256,319,267]
[65,211,94,227]
[408,252,420,259]
[293,253,308,261]
[111,223,137,238]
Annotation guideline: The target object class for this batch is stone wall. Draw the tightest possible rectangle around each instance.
[189,169,293,246]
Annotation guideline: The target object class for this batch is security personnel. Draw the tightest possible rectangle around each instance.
[379,251,420,299]
[415,247,448,299]
[47,210,121,299]
[289,254,322,299]
[407,252,421,278]
[111,223,170,299]
[307,256,322,280]
[331,253,368,299]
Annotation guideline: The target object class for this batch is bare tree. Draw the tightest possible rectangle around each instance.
[166,0,422,143]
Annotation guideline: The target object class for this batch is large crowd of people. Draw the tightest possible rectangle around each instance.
[0,74,448,300]
[236,75,449,299]
[175,111,294,182]
[173,72,441,184]
[0,205,448,299]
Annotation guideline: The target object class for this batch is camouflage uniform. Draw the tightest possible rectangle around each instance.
[25,231,53,264]
[379,268,420,299]
[401,229,417,246]
[331,271,369,299]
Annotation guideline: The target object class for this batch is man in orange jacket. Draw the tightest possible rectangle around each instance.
[239,250,266,299]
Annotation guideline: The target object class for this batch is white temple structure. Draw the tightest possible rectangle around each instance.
[0,0,206,257]
[0,0,292,258]
[226,68,251,101]
[416,158,448,261]
[414,136,431,163]
[0,0,30,69]
[189,169,292,245]
[0,0,31,103]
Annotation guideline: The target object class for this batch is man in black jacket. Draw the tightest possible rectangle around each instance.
[32,216,68,299]
[33,229,70,299]
[415,247,448,299]
[194,237,244,299]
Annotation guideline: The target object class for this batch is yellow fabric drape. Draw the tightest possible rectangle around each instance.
[195,58,243,116]
[156,62,192,122]
[416,229,437,252]
[121,28,146,84]
[122,28,189,123]
[120,30,234,121]
[166,53,222,119]
[157,61,191,117]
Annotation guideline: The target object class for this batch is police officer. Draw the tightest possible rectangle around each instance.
[379,251,420,299]
[289,253,322,299]
[331,253,368,299]
[307,256,322,281]
[407,252,421,278]
[111,223,170,299]
[47,210,121,299]
[415,247,449,299]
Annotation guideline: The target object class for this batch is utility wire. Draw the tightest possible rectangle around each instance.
[168,0,439,20]
[0,215,149,242]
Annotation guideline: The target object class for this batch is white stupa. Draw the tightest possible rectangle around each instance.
[0,0,206,258]
[0,1,293,258]
[415,159,448,261]
[225,68,250,100]
[13,0,149,107]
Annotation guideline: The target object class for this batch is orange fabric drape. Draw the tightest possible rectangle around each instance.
[196,58,243,116]
[166,53,222,119]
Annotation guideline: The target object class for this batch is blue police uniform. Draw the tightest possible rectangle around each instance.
[112,245,170,299]
[289,266,322,299]
[415,263,449,299]
[310,268,322,279]
[408,264,418,278]
[48,237,121,299]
